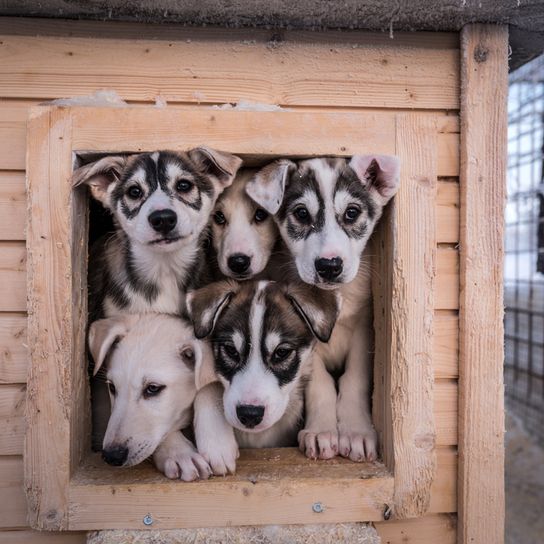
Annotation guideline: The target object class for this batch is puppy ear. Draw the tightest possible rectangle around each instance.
[188,147,242,191]
[285,284,341,343]
[88,315,137,376]
[186,280,239,339]
[72,155,127,207]
[349,155,400,204]
[246,160,296,215]
[193,341,218,390]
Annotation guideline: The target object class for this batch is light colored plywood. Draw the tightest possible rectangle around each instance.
[435,380,458,446]
[0,416,25,455]
[430,448,457,513]
[375,513,456,544]
[0,456,27,528]
[0,34,459,109]
[438,133,460,177]
[458,24,507,544]
[0,172,26,240]
[434,313,459,378]
[437,248,459,310]
[0,100,29,171]
[437,182,460,244]
[0,314,28,384]
[0,530,86,543]
[0,242,26,312]
[0,383,25,417]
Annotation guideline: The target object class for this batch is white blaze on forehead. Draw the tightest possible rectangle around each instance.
[265,331,281,354]
[151,152,159,163]
[143,188,172,213]
[232,330,244,353]
[127,166,147,185]
[297,190,320,217]
[166,162,185,182]
[334,189,354,213]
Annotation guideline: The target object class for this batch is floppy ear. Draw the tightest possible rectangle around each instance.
[183,340,217,390]
[285,284,341,343]
[188,147,243,192]
[246,160,296,215]
[186,280,239,339]
[88,315,137,376]
[72,155,127,207]
[349,154,400,204]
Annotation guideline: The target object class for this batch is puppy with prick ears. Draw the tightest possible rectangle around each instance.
[88,313,216,480]
[246,155,400,462]
[186,280,340,475]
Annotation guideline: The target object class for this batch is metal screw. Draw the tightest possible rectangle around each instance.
[383,505,392,521]
[143,514,153,526]
[312,502,324,513]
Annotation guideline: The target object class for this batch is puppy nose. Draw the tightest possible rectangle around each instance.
[236,404,265,428]
[315,257,343,280]
[102,446,128,466]
[228,254,251,274]
[148,209,177,234]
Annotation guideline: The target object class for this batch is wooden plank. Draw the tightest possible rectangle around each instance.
[0,34,459,109]
[458,24,507,544]
[435,380,458,446]
[0,172,26,240]
[0,530,86,543]
[438,134,459,178]
[0,384,25,417]
[434,313,459,378]
[0,314,28,384]
[390,114,437,518]
[375,514,456,544]
[0,456,27,528]
[430,448,457,513]
[0,100,29,171]
[437,181,459,244]
[0,242,26,312]
[0,416,25,455]
[436,248,459,310]
[25,107,75,530]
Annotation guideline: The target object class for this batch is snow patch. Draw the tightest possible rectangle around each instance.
[47,90,128,107]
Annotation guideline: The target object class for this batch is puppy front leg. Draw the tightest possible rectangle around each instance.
[153,431,212,481]
[336,309,377,462]
[298,354,338,460]
[194,382,239,475]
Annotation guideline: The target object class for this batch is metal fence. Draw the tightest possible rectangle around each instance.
[505,54,544,446]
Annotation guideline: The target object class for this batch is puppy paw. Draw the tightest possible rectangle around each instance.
[153,439,212,481]
[198,432,239,476]
[338,424,378,462]
[298,429,338,460]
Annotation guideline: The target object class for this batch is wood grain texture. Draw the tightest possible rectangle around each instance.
[458,24,507,544]
[0,314,28,384]
[437,182,459,243]
[435,381,458,446]
[0,242,26,312]
[0,456,27,528]
[437,249,459,310]
[0,416,25,455]
[0,530,86,543]
[0,384,26,417]
[0,172,26,240]
[375,513,456,544]
[0,33,459,109]
[434,313,459,378]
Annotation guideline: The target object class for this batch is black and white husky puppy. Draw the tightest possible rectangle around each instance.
[73,148,242,320]
[246,155,400,462]
[186,280,339,475]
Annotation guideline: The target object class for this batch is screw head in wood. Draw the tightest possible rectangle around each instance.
[143,514,153,526]
[312,502,324,513]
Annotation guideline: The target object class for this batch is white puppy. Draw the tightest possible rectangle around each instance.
[88,313,216,480]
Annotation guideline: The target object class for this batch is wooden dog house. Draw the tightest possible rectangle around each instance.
[0,18,505,544]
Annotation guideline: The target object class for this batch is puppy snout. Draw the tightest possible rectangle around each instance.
[148,209,177,234]
[228,254,251,275]
[236,404,265,428]
[315,257,343,281]
[102,445,129,467]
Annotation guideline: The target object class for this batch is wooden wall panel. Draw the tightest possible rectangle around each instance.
[0,457,27,528]
[375,514,456,544]
[0,530,86,543]
[0,315,28,384]
[0,242,26,312]
[0,172,26,241]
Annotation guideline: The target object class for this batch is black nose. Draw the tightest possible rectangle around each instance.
[148,209,177,234]
[228,254,251,274]
[236,404,265,428]
[315,257,343,280]
[102,446,128,467]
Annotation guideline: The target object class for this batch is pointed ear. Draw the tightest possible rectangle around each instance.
[349,154,400,204]
[246,160,296,215]
[72,155,127,207]
[188,147,242,191]
[186,281,239,339]
[88,315,137,376]
[285,284,341,343]
[180,340,218,390]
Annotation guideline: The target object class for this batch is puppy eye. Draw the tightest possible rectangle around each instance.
[293,206,311,224]
[223,343,240,361]
[143,383,165,399]
[272,346,293,363]
[180,346,195,365]
[344,206,361,223]
[213,211,226,226]
[107,382,116,396]
[126,186,142,199]
[176,179,193,192]
[254,208,269,223]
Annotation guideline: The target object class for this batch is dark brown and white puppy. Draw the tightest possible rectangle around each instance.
[186,280,339,475]
[210,168,279,280]
[73,148,242,320]
[246,155,400,462]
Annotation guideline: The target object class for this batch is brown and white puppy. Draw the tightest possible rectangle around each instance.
[187,280,340,475]
[246,155,400,462]
[210,168,279,280]
[88,313,216,480]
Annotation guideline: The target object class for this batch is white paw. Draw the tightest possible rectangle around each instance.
[198,432,239,476]
[153,437,212,481]
[338,424,378,462]
[298,429,338,460]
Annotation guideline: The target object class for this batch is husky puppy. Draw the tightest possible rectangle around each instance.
[73,148,243,319]
[210,168,279,280]
[246,155,400,462]
[88,313,216,480]
[186,280,339,475]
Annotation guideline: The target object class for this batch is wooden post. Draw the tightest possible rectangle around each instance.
[458,24,507,544]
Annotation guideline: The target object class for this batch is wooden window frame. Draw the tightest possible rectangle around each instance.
[25,105,437,531]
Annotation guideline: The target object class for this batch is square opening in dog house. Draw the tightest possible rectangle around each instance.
[25,105,444,531]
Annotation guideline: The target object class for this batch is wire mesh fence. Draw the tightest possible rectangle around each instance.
[505,54,544,446]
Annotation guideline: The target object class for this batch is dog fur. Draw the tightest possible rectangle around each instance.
[88,313,216,480]
[186,280,340,475]
[246,155,400,461]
